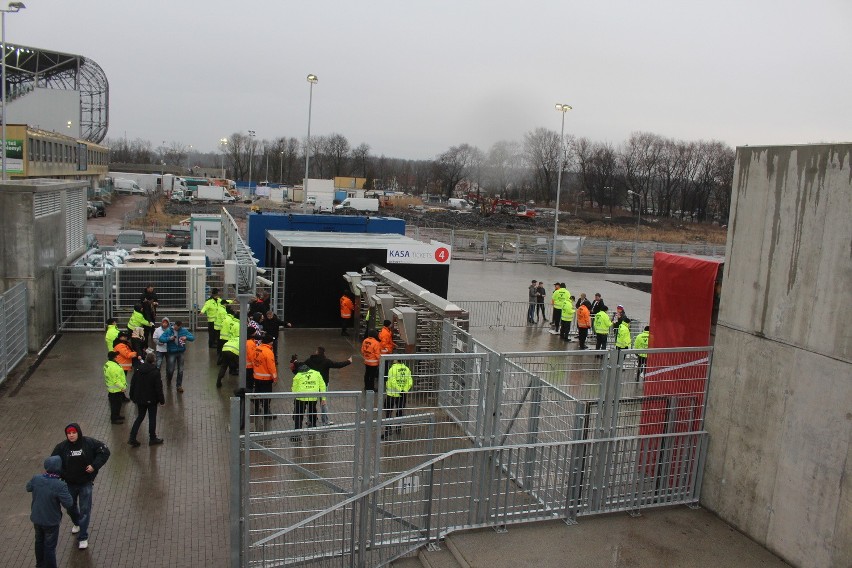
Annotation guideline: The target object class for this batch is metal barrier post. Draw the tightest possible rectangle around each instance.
[229,396,242,568]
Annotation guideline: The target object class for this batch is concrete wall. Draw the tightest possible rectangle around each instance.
[703,144,852,568]
[0,180,88,352]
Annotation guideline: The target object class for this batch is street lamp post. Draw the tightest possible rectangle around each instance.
[1,2,25,181]
[551,103,572,266]
[279,151,284,184]
[247,130,256,196]
[219,138,228,178]
[304,73,317,212]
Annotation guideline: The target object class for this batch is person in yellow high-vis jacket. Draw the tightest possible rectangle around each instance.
[383,361,413,439]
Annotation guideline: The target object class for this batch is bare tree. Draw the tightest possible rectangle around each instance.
[351,143,370,177]
[486,140,523,197]
[523,127,565,205]
[433,143,478,198]
[324,133,351,178]
[164,141,189,169]
[620,132,664,216]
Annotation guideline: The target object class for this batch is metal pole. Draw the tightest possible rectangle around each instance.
[551,108,567,266]
[279,152,283,184]
[238,293,252,391]
[1,12,7,181]
[229,396,242,568]
[303,75,317,213]
[248,143,252,196]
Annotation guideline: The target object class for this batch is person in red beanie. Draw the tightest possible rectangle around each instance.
[50,423,110,550]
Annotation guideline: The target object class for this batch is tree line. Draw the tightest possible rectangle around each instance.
[105,129,735,224]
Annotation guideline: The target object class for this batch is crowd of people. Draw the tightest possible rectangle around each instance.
[527,280,651,367]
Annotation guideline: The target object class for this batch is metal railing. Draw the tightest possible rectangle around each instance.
[250,432,707,567]
[406,226,724,268]
[233,322,713,566]
[0,283,29,385]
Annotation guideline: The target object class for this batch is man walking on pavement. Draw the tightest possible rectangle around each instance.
[104,318,120,353]
[26,455,80,568]
[152,317,170,371]
[51,423,110,551]
[304,346,352,426]
[200,288,221,348]
[291,363,326,432]
[594,305,612,351]
[535,280,547,323]
[128,352,165,447]
[361,330,381,391]
[159,320,195,392]
[253,335,278,417]
[527,280,537,324]
[383,360,413,439]
[103,351,127,424]
[340,290,355,336]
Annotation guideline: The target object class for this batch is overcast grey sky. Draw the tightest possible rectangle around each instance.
[13,0,851,159]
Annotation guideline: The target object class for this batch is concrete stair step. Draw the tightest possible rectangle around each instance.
[391,538,467,568]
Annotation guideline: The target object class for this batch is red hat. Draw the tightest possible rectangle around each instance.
[65,426,78,434]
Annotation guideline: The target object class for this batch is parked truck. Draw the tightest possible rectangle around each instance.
[334,197,380,213]
[195,185,236,203]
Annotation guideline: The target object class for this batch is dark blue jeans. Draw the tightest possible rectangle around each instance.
[166,351,186,386]
[67,482,93,541]
[34,524,59,568]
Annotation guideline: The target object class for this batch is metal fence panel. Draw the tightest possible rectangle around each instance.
[56,266,111,331]
[235,321,714,566]
[405,225,723,268]
[0,283,28,384]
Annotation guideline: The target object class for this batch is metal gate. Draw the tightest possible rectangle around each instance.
[56,265,287,332]
[0,282,29,384]
[233,322,713,567]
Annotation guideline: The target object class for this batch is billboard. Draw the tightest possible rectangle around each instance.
[386,242,451,265]
[4,139,23,174]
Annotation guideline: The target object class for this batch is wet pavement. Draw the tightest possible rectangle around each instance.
[0,260,789,567]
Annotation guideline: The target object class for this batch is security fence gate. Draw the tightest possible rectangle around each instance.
[233,321,712,567]
[56,265,286,332]
[0,283,29,385]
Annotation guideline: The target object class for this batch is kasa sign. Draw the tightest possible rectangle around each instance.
[386,243,451,265]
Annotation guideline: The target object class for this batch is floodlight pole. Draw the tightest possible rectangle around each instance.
[303,74,317,212]
[552,103,572,266]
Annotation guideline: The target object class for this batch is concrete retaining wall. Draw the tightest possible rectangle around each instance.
[703,144,852,568]
[0,180,88,351]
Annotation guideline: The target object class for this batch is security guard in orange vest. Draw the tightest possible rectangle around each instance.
[339,292,355,336]
[253,336,277,418]
[361,330,381,391]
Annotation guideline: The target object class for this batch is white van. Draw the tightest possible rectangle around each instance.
[114,178,146,195]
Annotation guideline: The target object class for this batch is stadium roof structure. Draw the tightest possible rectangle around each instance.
[4,43,108,143]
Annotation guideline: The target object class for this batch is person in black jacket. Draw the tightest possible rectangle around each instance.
[51,423,110,550]
[303,346,352,426]
[139,285,159,346]
[26,455,80,568]
[262,310,283,362]
[128,352,166,447]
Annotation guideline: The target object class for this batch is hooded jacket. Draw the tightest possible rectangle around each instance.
[51,423,111,485]
[26,455,77,526]
[129,361,165,405]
